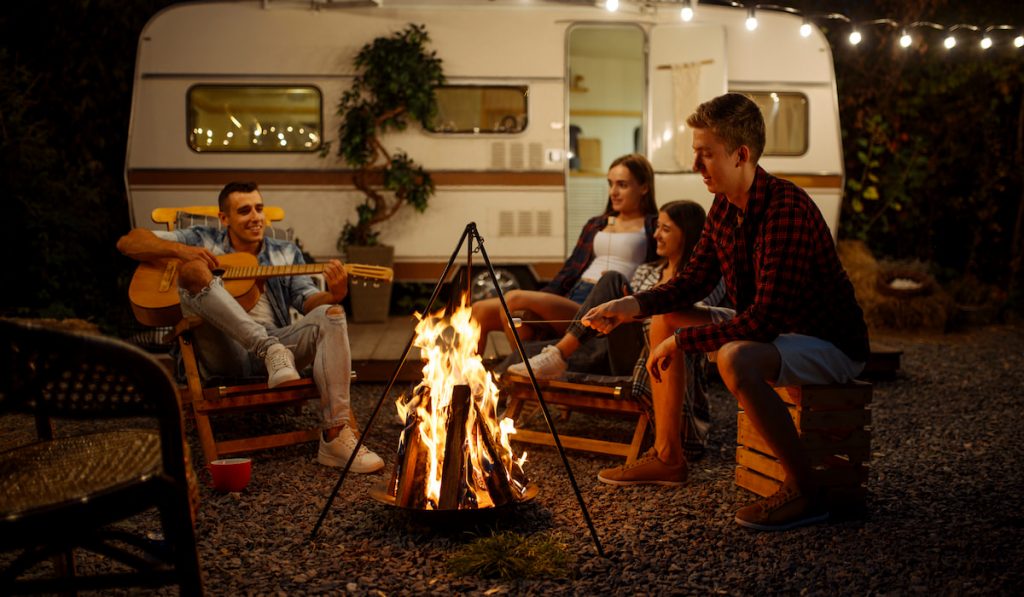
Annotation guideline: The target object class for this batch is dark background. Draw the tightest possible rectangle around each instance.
[2,0,1023,334]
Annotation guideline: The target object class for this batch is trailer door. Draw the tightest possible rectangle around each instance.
[647,23,727,173]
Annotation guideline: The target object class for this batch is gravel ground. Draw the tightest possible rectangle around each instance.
[4,324,1024,595]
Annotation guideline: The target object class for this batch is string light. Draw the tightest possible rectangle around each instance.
[680,0,694,22]
[800,18,812,38]
[600,2,1024,54]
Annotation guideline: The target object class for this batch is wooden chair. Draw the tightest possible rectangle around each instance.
[0,319,202,595]
[145,206,326,465]
[502,373,650,463]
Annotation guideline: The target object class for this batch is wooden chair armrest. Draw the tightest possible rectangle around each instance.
[164,317,204,343]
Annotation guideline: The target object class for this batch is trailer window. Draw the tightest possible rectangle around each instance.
[735,91,808,156]
[427,85,528,134]
[187,85,322,152]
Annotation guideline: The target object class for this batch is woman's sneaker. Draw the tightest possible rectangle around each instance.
[317,426,385,473]
[505,345,568,380]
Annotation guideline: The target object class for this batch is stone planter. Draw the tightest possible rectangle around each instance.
[345,244,395,323]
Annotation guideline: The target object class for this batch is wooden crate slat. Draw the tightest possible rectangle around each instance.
[737,413,871,461]
[796,408,872,431]
[735,466,781,498]
[774,382,873,410]
[736,447,867,487]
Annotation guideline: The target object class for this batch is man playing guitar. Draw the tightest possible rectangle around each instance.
[117,181,384,473]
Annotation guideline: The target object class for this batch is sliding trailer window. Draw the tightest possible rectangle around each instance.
[187,85,322,152]
[427,85,528,134]
[734,91,809,156]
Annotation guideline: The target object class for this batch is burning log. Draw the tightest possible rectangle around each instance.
[438,385,472,510]
[391,390,428,509]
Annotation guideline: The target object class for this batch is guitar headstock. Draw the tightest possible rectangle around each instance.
[347,264,394,288]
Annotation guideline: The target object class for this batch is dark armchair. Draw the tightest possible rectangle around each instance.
[0,319,202,594]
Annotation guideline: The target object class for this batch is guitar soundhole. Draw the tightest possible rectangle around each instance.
[212,267,226,277]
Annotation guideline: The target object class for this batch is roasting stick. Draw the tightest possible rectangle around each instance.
[510,317,583,327]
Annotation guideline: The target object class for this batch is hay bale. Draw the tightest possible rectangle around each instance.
[836,244,953,331]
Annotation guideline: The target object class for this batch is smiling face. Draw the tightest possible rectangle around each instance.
[653,209,684,262]
[691,127,746,198]
[219,190,266,252]
[606,164,649,217]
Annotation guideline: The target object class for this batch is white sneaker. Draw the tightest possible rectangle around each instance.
[317,426,385,473]
[505,345,568,380]
[264,343,300,388]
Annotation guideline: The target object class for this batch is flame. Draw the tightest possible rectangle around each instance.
[395,293,527,509]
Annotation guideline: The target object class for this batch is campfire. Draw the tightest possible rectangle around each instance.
[385,294,530,510]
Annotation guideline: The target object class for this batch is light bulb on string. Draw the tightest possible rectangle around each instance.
[1015,35,1024,48]
[680,0,694,22]
[899,29,912,48]
[849,29,862,45]
[944,34,956,49]
[800,19,812,38]
[606,0,618,13]
[980,36,992,49]
[745,7,758,32]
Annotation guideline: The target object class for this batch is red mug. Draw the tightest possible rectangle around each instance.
[208,457,252,492]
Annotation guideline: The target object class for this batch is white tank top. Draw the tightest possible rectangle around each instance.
[580,229,647,282]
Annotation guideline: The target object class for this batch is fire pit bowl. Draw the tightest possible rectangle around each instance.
[369,482,539,512]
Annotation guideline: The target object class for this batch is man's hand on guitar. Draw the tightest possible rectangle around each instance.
[175,245,219,270]
[322,259,349,302]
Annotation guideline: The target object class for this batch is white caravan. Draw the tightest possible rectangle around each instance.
[126,0,844,285]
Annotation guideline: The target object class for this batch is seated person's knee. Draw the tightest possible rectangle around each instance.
[326,305,345,318]
[177,259,214,295]
[716,341,759,388]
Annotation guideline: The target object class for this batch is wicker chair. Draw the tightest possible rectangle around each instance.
[0,319,202,595]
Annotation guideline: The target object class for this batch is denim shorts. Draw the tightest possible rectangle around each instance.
[567,280,595,304]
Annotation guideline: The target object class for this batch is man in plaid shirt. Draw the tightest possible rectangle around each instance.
[584,93,868,531]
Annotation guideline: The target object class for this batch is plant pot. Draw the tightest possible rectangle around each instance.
[346,244,395,323]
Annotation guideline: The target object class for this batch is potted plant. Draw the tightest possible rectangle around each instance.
[331,24,445,321]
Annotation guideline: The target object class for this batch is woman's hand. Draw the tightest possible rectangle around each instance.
[581,296,640,334]
[646,336,678,383]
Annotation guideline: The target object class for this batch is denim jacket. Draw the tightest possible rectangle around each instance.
[155,227,319,328]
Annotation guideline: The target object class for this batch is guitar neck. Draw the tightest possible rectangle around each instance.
[221,263,328,281]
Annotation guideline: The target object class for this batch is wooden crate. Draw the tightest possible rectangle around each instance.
[735,382,872,515]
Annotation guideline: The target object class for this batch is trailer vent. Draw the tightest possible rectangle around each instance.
[517,211,534,236]
[498,210,515,237]
[536,210,553,237]
[509,142,525,169]
[528,143,543,170]
[490,142,506,169]
[496,209,553,237]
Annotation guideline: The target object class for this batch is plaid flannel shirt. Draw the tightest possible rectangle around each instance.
[633,167,869,362]
[542,213,659,296]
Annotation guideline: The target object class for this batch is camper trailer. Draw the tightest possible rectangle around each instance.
[126,0,844,286]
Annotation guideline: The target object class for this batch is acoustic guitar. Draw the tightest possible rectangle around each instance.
[129,252,393,327]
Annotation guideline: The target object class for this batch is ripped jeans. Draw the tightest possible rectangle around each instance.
[180,278,352,429]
